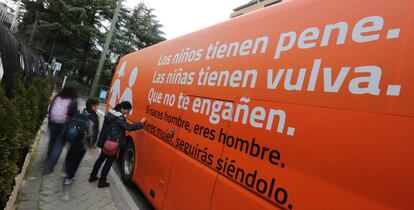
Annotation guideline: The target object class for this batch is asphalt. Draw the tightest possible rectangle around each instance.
[112,164,154,210]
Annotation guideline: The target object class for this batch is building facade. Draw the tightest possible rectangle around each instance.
[231,0,282,18]
[0,2,14,27]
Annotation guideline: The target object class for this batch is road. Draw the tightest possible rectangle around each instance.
[112,164,154,210]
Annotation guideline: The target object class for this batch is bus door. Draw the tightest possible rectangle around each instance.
[142,90,184,209]
[162,95,234,210]
[211,98,295,210]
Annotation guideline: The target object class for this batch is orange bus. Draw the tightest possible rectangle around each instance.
[107,0,414,209]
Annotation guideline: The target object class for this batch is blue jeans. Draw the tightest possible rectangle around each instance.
[64,127,85,179]
[45,122,67,173]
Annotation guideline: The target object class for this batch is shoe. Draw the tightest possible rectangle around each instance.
[63,178,73,185]
[98,178,110,188]
[61,172,67,178]
[98,182,110,188]
[62,173,76,181]
[43,167,53,175]
[88,175,98,183]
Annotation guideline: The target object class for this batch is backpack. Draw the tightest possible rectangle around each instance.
[50,97,71,124]
[63,112,91,148]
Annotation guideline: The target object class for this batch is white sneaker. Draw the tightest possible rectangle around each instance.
[63,178,73,185]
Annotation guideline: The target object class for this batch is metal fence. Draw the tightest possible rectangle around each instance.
[0,23,49,97]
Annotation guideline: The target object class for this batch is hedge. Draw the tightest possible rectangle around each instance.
[0,74,52,208]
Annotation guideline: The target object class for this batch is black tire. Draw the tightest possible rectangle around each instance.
[120,140,135,186]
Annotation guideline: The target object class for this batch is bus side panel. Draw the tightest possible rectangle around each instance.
[161,99,231,210]
[213,99,414,210]
[162,152,217,210]
[144,136,176,209]
[131,131,154,197]
[131,91,184,208]
[104,0,414,209]
[211,175,280,210]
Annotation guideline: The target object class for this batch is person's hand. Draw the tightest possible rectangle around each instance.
[140,118,147,125]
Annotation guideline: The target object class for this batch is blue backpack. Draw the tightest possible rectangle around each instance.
[63,112,91,147]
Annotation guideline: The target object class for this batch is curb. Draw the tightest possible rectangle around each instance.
[4,120,48,210]
[109,168,141,210]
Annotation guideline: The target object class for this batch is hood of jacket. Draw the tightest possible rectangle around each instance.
[107,109,123,121]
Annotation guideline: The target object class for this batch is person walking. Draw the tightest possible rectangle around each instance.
[63,98,100,183]
[89,101,146,188]
[61,98,100,200]
[44,87,78,174]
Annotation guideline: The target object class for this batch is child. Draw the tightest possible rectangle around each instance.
[89,101,146,188]
[45,87,78,174]
[61,98,99,200]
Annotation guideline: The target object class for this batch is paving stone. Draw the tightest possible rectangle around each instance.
[16,110,138,210]
[23,191,40,201]
[40,193,59,203]
[100,197,113,206]
[64,199,81,208]
[96,200,111,208]
[40,203,54,210]
[47,198,64,207]
[17,200,38,209]
[87,205,101,210]
[39,200,46,206]
[40,189,56,196]
[76,201,93,209]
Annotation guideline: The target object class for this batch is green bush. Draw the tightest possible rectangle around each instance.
[12,76,35,153]
[0,86,20,208]
[0,74,52,208]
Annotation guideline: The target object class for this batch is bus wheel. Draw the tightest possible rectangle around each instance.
[121,140,135,186]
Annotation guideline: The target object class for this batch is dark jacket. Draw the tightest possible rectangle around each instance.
[97,109,143,150]
[83,108,99,146]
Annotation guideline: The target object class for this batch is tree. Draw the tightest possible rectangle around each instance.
[101,2,165,86]
[111,3,165,57]
[19,0,118,83]
[18,0,165,89]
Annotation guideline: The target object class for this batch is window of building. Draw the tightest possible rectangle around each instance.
[265,0,282,7]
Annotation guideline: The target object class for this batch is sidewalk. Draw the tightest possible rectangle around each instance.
[16,119,137,210]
